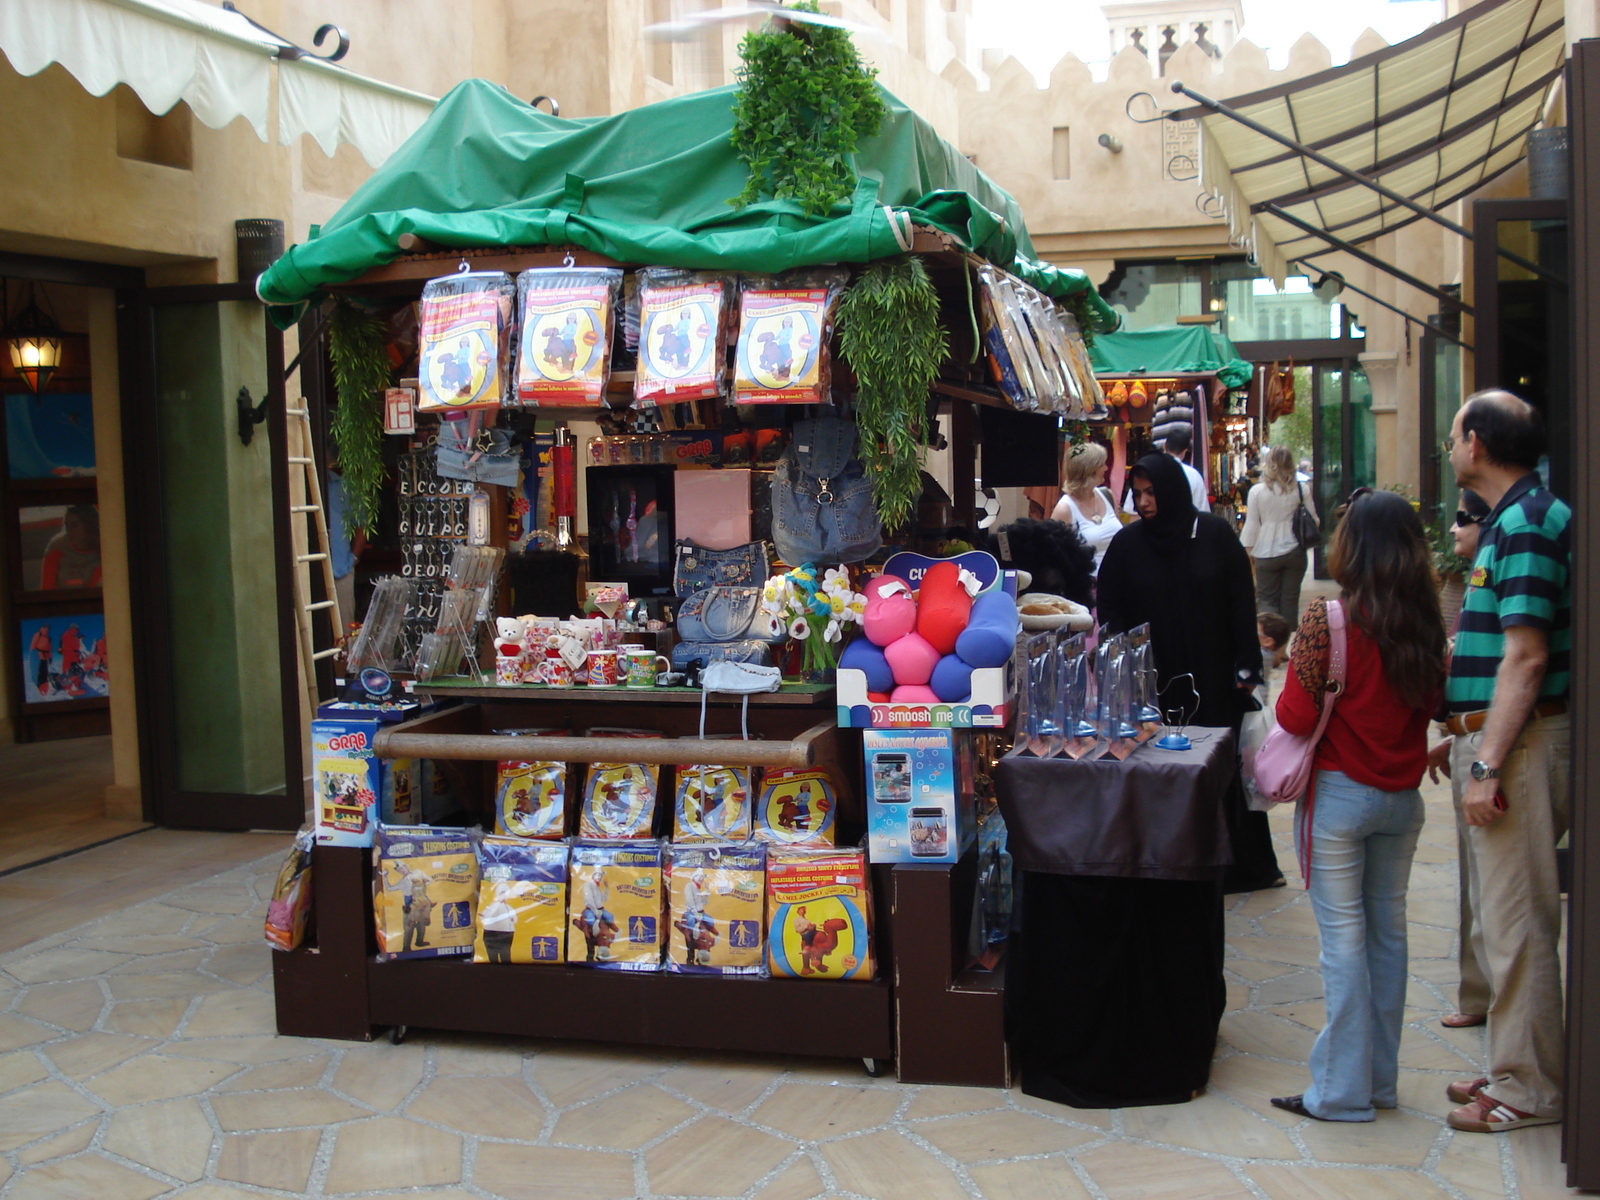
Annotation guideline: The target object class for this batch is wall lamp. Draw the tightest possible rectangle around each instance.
[3,280,63,394]
[1098,134,1124,153]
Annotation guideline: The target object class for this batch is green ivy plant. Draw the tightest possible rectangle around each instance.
[838,257,949,531]
[729,1,886,217]
[326,299,389,539]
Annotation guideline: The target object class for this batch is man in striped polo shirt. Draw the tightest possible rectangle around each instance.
[1428,390,1570,1133]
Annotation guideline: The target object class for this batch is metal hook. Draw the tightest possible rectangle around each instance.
[457,259,471,273]
[562,252,576,268]
[1196,193,1226,219]
[530,95,560,117]
[1124,92,1171,124]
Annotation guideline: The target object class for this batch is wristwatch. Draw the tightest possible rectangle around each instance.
[1470,760,1501,783]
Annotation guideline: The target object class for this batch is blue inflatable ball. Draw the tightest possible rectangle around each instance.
[840,636,894,694]
[930,654,974,703]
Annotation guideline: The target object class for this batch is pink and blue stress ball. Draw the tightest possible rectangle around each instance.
[916,561,973,655]
[862,574,917,647]
[839,636,894,694]
[954,589,1019,669]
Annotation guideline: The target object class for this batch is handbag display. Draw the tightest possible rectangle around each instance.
[672,539,769,596]
[770,414,882,567]
[1292,483,1322,550]
[1249,600,1347,805]
[675,587,784,643]
[670,639,773,672]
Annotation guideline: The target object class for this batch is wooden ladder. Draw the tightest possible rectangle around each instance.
[286,401,343,720]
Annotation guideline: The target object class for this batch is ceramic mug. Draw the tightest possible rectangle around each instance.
[540,649,573,687]
[495,654,523,687]
[625,649,671,689]
[585,648,620,687]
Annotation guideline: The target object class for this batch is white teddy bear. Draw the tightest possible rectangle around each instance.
[494,615,529,659]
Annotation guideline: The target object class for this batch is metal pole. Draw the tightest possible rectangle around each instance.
[1290,260,1474,351]
[1172,81,1563,285]
[1261,203,1474,315]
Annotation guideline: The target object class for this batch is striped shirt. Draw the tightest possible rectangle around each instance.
[1445,472,1571,714]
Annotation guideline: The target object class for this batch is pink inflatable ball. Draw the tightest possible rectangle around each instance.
[883,630,942,687]
[840,636,894,694]
[890,684,941,704]
[862,574,917,647]
[930,654,974,703]
[954,589,1019,669]
[916,561,973,655]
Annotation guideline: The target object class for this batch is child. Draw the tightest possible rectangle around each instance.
[1257,610,1291,671]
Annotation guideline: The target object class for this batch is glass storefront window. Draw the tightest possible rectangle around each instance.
[1221,276,1342,342]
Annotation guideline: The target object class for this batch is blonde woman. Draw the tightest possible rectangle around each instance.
[1241,446,1318,631]
[1050,442,1121,573]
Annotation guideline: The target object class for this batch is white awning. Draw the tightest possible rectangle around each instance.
[0,0,435,166]
[1173,0,1566,283]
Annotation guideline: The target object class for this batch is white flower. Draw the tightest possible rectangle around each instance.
[761,614,785,639]
[763,578,783,604]
[824,619,842,643]
[821,566,851,594]
[788,617,811,641]
[845,596,867,622]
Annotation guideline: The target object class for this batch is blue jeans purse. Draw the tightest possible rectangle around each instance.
[672,539,769,596]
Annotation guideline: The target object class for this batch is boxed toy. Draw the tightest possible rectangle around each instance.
[862,728,977,864]
[765,845,875,981]
[473,836,570,964]
[373,825,480,960]
[567,839,665,970]
[312,715,416,847]
[665,842,766,975]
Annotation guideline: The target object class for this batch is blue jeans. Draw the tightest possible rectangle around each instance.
[1298,770,1424,1120]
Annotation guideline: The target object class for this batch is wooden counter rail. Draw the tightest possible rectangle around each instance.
[373,718,835,769]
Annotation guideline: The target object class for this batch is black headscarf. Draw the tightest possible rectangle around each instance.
[1129,452,1197,549]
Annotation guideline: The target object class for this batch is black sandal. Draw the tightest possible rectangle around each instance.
[1270,1094,1331,1121]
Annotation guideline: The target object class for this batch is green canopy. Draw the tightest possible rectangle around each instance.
[256,78,1118,331]
[1087,325,1254,388]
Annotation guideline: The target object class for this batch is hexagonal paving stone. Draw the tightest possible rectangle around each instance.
[332,1041,426,1109]
[751,1082,900,1142]
[215,1054,330,1093]
[528,1045,670,1107]
[3,1152,169,1200]
[1295,1109,1445,1168]
[917,1108,1100,1161]
[1121,1092,1300,1160]
[1077,1141,1248,1200]
[473,1142,635,1200]
[751,1155,829,1200]
[103,997,188,1038]
[180,989,277,1038]
[84,1053,237,1106]
[902,1084,1007,1121]
[969,1157,1094,1200]
[553,1083,696,1149]
[15,980,105,1032]
[210,1085,371,1132]
[15,1120,97,1168]
[655,1053,785,1113]
[821,1129,969,1200]
[6,948,131,984]
[102,1097,214,1182]
[646,1115,797,1198]
[0,1013,55,1053]
[45,1033,155,1080]
[215,1127,322,1191]
[1248,1163,1456,1200]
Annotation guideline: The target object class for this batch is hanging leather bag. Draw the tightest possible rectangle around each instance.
[1292,483,1322,550]
[770,414,882,566]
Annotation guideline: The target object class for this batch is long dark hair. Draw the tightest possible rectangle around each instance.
[1327,490,1445,709]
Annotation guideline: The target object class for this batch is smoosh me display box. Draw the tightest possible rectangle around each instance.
[862,728,976,864]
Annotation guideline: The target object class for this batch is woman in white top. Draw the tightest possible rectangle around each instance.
[1240,445,1319,631]
[1050,442,1122,574]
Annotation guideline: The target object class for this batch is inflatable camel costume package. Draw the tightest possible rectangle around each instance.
[765,845,875,981]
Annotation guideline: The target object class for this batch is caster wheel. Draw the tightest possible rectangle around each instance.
[389,1025,408,1046]
[862,1057,891,1078]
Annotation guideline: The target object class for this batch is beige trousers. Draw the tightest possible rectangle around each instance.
[1452,712,1570,1117]
[1450,773,1492,1015]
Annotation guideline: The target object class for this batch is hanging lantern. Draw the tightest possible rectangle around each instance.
[6,284,63,394]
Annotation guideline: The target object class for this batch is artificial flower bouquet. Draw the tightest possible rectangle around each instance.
[760,564,867,679]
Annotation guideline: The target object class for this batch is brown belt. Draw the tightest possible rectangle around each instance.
[1446,700,1568,737]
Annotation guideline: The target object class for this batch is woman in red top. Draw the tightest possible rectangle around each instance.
[1270,490,1445,1122]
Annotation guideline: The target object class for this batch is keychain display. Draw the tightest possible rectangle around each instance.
[578,728,663,838]
[515,267,625,406]
[417,270,516,412]
[1023,632,1060,758]
[567,839,665,969]
[473,836,569,963]
[397,442,476,664]
[753,767,836,845]
[635,268,730,403]
[732,270,845,404]
[665,842,767,975]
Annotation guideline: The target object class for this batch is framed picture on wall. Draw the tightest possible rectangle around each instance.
[14,501,101,597]
[6,394,96,480]
[18,611,108,706]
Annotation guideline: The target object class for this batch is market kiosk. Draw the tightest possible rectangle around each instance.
[260,77,1118,1088]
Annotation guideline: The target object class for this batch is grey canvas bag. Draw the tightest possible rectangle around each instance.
[770,414,882,566]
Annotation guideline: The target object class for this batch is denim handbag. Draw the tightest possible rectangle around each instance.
[670,639,773,671]
[672,539,769,597]
[676,587,785,643]
[771,415,882,567]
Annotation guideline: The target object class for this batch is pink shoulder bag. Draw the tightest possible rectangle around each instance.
[1249,600,1347,805]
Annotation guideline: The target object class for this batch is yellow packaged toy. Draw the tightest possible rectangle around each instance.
[514,267,624,406]
[417,271,515,411]
[634,268,729,403]
[473,836,569,964]
[753,767,836,846]
[666,843,766,975]
[495,757,567,839]
[673,764,754,842]
[733,271,844,405]
[765,845,875,981]
[579,727,662,839]
[373,824,480,961]
[567,839,665,970]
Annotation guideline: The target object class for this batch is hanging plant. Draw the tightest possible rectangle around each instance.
[838,257,949,531]
[326,299,389,539]
[729,1,886,217]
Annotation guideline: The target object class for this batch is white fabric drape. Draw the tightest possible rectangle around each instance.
[278,57,435,168]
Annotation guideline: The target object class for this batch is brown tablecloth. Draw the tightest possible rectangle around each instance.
[995,726,1237,882]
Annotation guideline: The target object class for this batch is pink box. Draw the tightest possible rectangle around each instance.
[674,469,752,550]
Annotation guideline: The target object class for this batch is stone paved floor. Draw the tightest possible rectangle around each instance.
[0,775,1575,1200]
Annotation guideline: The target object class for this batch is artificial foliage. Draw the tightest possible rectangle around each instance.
[838,257,949,531]
[729,2,886,217]
[326,299,389,539]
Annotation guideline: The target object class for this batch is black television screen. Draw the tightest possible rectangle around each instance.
[585,464,677,595]
[979,407,1061,488]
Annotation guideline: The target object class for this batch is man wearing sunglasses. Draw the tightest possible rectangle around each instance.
[1428,390,1571,1134]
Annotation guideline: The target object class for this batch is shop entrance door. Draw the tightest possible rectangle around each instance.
[118,285,302,830]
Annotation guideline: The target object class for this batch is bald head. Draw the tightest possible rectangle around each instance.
[1459,389,1545,470]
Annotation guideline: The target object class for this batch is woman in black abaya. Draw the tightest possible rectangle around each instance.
[1097,452,1283,892]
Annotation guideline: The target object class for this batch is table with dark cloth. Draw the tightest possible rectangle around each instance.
[996,726,1236,1109]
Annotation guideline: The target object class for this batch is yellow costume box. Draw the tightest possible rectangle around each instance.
[567,839,664,970]
[665,843,766,975]
[373,825,480,961]
[754,768,836,845]
[473,836,569,964]
[674,765,753,842]
[766,846,875,981]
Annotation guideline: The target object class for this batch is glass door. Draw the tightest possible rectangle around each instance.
[119,288,302,830]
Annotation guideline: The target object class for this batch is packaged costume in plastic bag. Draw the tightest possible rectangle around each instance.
[765,845,875,981]
[665,842,766,974]
[579,727,663,838]
[567,838,664,969]
[733,271,845,404]
[264,826,314,951]
[674,763,754,842]
[494,740,567,840]
[635,268,729,403]
[373,824,480,960]
[515,267,624,407]
[473,836,569,963]
[418,271,516,412]
[753,766,836,845]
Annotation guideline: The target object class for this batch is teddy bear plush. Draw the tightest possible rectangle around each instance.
[494,616,529,659]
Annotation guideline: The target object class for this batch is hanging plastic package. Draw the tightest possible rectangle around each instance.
[1055,633,1100,760]
[567,838,665,970]
[372,824,481,961]
[264,826,315,951]
[514,267,625,407]
[753,766,837,845]
[417,270,516,412]
[473,836,569,963]
[733,270,846,404]
[665,842,767,975]
[635,268,730,404]
[493,731,567,840]
[674,762,755,842]
[765,845,875,981]
[1023,631,1060,758]
[578,727,663,839]
[976,266,1034,408]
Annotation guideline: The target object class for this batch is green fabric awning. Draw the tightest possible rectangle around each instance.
[256,78,1118,332]
[1088,325,1254,388]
